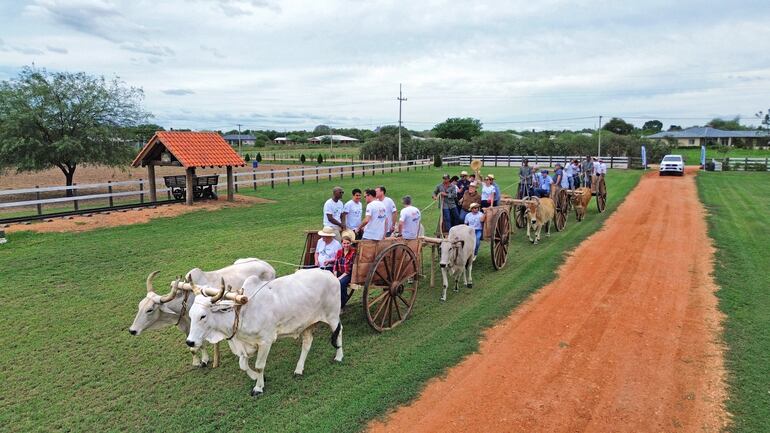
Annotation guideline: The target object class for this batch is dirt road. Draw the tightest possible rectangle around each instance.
[369,167,727,433]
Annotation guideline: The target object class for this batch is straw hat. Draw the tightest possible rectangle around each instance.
[341,229,356,241]
[460,170,468,176]
[487,174,495,180]
[469,202,480,209]
[469,181,478,187]
[318,226,336,237]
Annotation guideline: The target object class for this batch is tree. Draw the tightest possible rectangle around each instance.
[300,154,306,164]
[755,109,769,129]
[432,117,483,140]
[313,125,331,135]
[433,154,442,167]
[707,117,745,131]
[244,153,251,162]
[668,125,683,131]
[601,117,634,135]
[642,120,663,133]
[256,152,262,162]
[0,66,149,194]
[317,154,324,164]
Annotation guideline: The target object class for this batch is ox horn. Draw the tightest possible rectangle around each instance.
[209,278,226,303]
[146,271,161,293]
[188,276,202,296]
[159,278,179,303]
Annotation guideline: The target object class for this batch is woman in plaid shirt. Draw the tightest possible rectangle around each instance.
[333,235,357,307]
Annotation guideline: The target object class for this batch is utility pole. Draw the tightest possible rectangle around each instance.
[397,83,407,160]
[237,123,243,157]
[597,115,603,157]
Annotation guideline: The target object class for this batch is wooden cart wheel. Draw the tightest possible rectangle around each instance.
[596,177,607,213]
[514,183,527,228]
[363,243,419,332]
[554,189,569,232]
[172,188,184,200]
[490,209,511,270]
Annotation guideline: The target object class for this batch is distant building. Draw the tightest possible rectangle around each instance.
[273,137,295,145]
[308,134,360,144]
[222,134,256,146]
[644,127,770,148]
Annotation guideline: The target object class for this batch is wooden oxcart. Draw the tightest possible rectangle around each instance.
[300,233,421,332]
[511,183,569,232]
[164,175,219,201]
[436,204,512,271]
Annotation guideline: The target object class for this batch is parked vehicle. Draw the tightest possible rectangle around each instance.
[659,155,685,176]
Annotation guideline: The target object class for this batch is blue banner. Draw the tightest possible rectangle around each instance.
[700,145,706,167]
[641,145,647,168]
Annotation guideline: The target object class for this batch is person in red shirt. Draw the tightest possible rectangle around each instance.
[333,235,357,307]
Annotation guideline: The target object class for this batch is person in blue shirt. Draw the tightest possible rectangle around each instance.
[463,202,485,259]
[490,174,501,206]
[534,169,553,198]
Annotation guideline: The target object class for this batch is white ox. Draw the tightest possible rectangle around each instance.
[438,224,476,302]
[186,268,343,396]
[128,258,275,367]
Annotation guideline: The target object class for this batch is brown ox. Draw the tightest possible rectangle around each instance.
[524,197,555,244]
[570,187,593,221]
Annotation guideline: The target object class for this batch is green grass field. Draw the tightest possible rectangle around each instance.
[697,172,770,432]
[674,147,770,165]
[0,167,641,433]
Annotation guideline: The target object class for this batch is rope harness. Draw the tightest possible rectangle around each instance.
[175,289,190,326]
[225,280,271,341]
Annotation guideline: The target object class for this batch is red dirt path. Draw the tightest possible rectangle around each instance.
[369,167,727,433]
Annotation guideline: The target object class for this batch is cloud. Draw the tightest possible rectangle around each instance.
[46,45,68,54]
[162,88,195,96]
[14,47,45,55]
[200,44,226,59]
[187,0,281,16]
[120,42,175,56]
[26,0,139,43]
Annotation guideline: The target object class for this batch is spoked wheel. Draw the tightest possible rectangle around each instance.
[554,189,569,232]
[514,183,527,229]
[596,177,607,213]
[363,244,419,332]
[490,209,511,270]
[172,188,184,200]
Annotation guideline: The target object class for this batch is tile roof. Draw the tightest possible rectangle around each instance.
[132,131,245,168]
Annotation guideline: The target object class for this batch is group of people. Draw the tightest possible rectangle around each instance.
[315,185,423,307]
[520,156,608,198]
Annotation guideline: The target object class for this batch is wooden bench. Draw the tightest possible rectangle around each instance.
[163,175,219,201]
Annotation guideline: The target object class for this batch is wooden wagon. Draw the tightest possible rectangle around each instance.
[164,175,219,201]
[436,203,512,271]
[300,232,422,332]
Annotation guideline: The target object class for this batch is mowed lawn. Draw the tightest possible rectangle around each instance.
[697,172,770,433]
[0,167,641,433]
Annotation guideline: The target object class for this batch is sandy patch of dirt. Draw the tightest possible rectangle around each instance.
[369,167,728,433]
[4,195,273,234]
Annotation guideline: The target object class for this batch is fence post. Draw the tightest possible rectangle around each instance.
[270,170,275,189]
[381,163,385,175]
[610,156,614,169]
[351,164,355,179]
[36,186,42,215]
[340,166,343,180]
[73,183,79,211]
[328,168,332,181]
[316,167,319,182]
[302,168,305,184]
[139,179,145,203]
[287,169,291,186]
[745,157,749,170]
[252,170,257,190]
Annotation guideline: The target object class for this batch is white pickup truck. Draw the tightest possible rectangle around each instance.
[659,154,685,176]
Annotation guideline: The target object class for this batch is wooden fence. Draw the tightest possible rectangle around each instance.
[442,155,638,169]
[721,157,770,171]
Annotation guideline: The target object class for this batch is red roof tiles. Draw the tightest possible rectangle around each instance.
[132,131,245,168]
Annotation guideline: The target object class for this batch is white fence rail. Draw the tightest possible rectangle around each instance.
[0,159,432,215]
[721,157,770,171]
[443,155,636,169]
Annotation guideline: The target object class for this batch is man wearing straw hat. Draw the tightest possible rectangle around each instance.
[457,170,470,202]
[459,181,482,222]
[464,202,485,260]
[315,226,342,271]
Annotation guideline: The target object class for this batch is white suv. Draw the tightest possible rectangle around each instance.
[659,154,684,176]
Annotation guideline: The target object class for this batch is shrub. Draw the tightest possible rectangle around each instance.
[300,154,306,163]
[317,154,324,164]
[434,154,442,167]
[256,152,262,163]
[244,153,251,162]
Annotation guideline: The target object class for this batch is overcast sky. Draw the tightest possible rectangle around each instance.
[1,0,769,132]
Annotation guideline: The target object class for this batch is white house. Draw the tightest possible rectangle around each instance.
[644,127,770,148]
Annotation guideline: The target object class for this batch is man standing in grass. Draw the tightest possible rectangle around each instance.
[396,195,422,240]
[376,185,398,237]
[342,188,363,240]
[323,186,345,239]
[433,174,459,232]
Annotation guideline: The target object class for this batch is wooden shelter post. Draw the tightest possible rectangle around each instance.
[185,167,194,206]
[147,164,157,202]
[226,166,235,202]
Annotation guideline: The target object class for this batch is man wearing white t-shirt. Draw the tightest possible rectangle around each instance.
[342,188,363,239]
[397,195,422,240]
[323,187,345,237]
[314,226,342,271]
[376,185,398,236]
[359,189,387,241]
